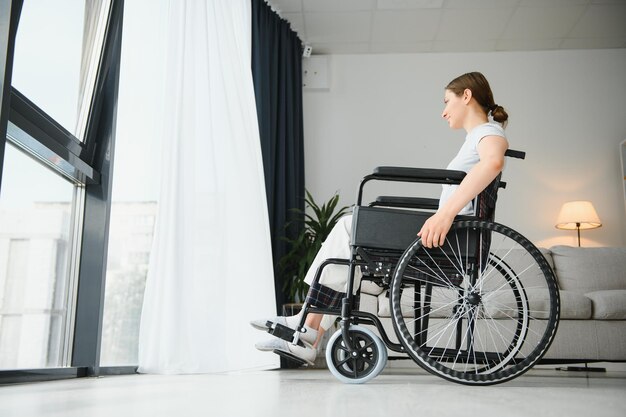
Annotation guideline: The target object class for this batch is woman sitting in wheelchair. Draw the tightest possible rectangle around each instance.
[252,71,509,368]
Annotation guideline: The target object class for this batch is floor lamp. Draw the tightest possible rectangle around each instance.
[555,201,602,247]
[555,201,604,372]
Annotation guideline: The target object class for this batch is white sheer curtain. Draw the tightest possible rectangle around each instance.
[138,0,278,374]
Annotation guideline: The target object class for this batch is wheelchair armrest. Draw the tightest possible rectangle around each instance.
[505,149,525,159]
[371,150,523,184]
[371,167,466,184]
[359,150,524,206]
[371,196,440,210]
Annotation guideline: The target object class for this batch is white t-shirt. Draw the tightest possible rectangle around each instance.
[439,122,506,215]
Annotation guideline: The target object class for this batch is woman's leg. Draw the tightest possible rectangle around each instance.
[305,313,324,348]
[305,312,323,330]
[253,214,355,329]
[252,215,354,360]
[303,215,358,292]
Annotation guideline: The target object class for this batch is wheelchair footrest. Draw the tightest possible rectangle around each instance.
[272,349,308,366]
[266,322,307,347]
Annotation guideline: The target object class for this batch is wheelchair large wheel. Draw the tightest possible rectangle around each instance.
[326,325,387,384]
[390,220,559,385]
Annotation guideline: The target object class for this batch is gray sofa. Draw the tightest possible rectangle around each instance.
[354,245,626,363]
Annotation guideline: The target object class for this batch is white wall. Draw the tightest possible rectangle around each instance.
[303,49,626,248]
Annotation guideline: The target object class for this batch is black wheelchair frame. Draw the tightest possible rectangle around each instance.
[267,149,560,386]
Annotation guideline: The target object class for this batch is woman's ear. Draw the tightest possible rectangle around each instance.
[463,88,472,103]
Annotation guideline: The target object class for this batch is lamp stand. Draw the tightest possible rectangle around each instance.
[576,222,581,247]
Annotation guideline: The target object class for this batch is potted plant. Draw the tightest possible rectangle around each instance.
[279,190,350,306]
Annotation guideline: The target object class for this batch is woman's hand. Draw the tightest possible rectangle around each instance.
[417,211,455,248]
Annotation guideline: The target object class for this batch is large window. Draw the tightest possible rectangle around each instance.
[0,143,79,369]
[0,0,120,378]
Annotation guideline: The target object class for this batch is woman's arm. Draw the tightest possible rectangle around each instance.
[417,135,509,248]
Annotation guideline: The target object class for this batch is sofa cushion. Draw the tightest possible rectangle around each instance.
[550,246,626,293]
[359,292,379,315]
[483,289,591,319]
[585,290,626,319]
[488,248,555,292]
[377,291,393,317]
[559,290,593,319]
[377,287,458,318]
[360,280,385,296]
[377,290,412,318]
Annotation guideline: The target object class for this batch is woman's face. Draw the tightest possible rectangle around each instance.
[442,89,467,130]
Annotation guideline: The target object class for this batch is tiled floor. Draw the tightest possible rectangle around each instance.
[1,366,625,417]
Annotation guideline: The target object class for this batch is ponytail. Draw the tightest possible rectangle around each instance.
[446,72,509,128]
[490,104,508,127]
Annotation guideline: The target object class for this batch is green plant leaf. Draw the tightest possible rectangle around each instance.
[278,189,349,303]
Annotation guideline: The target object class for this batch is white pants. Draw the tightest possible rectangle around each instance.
[303,215,362,292]
[303,215,362,330]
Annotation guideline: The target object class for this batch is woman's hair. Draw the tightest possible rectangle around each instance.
[446,72,508,127]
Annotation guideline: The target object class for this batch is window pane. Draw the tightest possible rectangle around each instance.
[11,0,111,141]
[99,0,166,366]
[100,202,156,365]
[0,143,77,369]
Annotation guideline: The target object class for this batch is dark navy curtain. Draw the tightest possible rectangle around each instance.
[251,0,305,313]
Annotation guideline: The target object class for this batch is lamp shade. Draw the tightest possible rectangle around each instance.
[555,201,602,230]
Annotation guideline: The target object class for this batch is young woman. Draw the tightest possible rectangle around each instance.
[251,72,510,365]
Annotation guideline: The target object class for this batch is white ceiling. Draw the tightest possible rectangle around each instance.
[266,0,626,54]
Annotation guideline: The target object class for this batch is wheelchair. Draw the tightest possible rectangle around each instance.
[266,149,560,386]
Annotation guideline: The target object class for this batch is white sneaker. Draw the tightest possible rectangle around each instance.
[250,315,318,345]
[255,338,317,366]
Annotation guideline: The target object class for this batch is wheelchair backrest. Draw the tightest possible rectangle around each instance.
[476,148,526,221]
[476,172,502,222]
